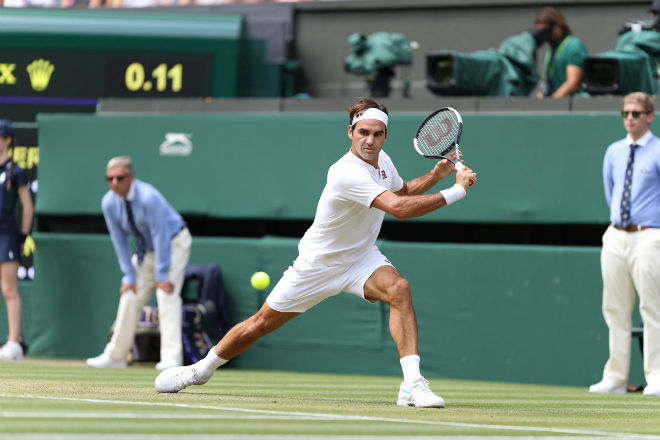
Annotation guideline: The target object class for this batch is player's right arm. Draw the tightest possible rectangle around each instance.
[372,190,445,220]
[372,167,476,220]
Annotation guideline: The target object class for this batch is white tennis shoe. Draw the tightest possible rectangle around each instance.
[397,377,445,408]
[588,379,627,394]
[643,382,660,397]
[86,353,127,368]
[0,341,24,361]
[155,364,213,393]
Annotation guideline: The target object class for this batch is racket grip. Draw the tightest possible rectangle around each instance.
[454,161,474,187]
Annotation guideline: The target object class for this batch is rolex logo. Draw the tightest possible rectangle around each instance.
[26,59,55,91]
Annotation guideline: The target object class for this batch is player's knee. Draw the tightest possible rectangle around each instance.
[387,278,411,308]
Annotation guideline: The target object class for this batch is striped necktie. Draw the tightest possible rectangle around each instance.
[125,199,146,264]
[619,144,639,228]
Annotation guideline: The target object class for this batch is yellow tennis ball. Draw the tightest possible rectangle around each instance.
[250,271,270,290]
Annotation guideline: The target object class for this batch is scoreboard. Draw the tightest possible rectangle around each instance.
[1,49,212,99]
[0,8,244,108]
[0,9,244,278]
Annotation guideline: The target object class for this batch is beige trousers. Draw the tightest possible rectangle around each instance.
[104,228,192,364]
[600,225,660,387]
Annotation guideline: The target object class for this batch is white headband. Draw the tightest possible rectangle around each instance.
[351,108,388,127]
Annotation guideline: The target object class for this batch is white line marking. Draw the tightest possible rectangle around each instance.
[0,435,635,440]
[0,394,657,439]
[0,411,325,420]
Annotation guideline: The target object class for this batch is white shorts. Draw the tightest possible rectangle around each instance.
[266,246,394,313]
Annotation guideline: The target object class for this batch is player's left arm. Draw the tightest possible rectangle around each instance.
[375,166,476,219]
[396,156,457,196]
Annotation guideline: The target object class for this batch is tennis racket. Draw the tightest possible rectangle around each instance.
[413,107,466,172]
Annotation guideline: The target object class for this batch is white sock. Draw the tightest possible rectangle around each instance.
[197,347,227,374]
[400,354,422,383]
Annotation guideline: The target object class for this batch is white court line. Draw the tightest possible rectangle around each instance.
[0,435,637,440]
[0,411,326,420]
[0,393,657,440]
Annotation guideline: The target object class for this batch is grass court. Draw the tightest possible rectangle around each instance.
[0,358,658,439]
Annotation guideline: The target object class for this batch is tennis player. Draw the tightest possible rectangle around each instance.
[156,98,477,408]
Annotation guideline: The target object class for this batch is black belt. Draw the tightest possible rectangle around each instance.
[612,224,658,232]
[172,223,187,239]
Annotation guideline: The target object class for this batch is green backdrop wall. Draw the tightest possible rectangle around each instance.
[19,232,643,387]
[10,111,643,387]
[36,112,617,223]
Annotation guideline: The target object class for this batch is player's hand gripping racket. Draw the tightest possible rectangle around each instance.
[413,107,467,173]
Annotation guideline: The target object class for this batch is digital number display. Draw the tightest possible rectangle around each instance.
[125,63,183,93]
[0,49,212,98]
[106,55,211,97]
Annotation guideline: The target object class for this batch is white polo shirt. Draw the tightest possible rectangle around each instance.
[298,149,404,265]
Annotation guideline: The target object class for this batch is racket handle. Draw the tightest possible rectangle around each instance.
[454,161,474,187]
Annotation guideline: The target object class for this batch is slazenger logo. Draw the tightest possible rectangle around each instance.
[159,133,192,156]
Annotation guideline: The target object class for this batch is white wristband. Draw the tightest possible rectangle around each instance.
[440,183,467,206]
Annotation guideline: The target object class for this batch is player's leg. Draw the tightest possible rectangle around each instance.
[354,255,443,408]
[363,265,418,357]
[0,261,24,361]
[215,302,299,360]
[216,258,339,360]
[155,257,344,393]
[155,257,346,393]
[155,302,298,393]
[591,227,635,393]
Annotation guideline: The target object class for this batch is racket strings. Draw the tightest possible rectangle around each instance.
[416,112,460,156]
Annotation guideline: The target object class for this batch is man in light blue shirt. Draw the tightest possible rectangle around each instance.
[590,92,660,397]
[87,156,192,371]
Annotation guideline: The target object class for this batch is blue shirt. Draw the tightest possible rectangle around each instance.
[0,159,28,233]
[102,178,185,284]
[603,130,660,227]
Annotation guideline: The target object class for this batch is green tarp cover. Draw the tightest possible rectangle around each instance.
[444,32,539,96]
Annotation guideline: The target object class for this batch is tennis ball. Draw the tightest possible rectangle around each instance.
[250,271,270,290]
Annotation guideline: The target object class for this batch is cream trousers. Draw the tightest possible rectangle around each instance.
[104,228,192,365]
[600,225,660,387]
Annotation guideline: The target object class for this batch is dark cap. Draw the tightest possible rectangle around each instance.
[0,119,14,137]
